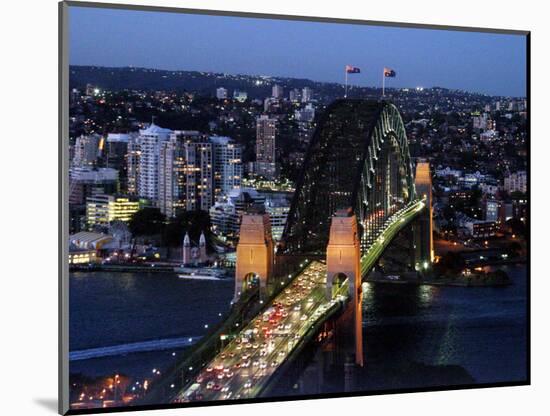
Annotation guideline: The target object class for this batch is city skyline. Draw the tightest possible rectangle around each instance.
[69,6,527,97]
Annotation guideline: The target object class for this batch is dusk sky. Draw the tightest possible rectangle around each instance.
[69,6,527,97]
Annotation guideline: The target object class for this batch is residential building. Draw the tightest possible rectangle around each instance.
[255,115,277,180]
[137,122,172,202]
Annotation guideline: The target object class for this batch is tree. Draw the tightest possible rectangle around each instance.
[128,208,166,239]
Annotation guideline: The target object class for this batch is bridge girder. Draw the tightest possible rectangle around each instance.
[280,99,416,256]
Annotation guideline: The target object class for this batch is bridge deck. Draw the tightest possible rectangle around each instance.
[174,261,347,402]
[173,199,425,403]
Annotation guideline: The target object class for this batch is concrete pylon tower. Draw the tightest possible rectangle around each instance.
[326,208,363,367]
[182,233,191,265]
[199,231,207,263]
[414,161,434,265]
[234,213,274,302]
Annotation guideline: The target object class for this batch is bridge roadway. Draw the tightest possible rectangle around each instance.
[174,199,425,403]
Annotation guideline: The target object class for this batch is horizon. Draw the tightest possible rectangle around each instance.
[69,6,527,97]
[70,64,526,99]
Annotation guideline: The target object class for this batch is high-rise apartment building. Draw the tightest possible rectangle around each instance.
[126,134,141,195]
[159,131,214,217]
[210,136,242,200]
[137,123,172,202]
[255,115,277,180]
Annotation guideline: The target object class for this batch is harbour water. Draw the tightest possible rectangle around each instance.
[69,265,527,391]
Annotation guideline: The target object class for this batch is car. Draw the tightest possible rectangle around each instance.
[214,365,224,371]
[206,367,213,372]
[213,384,222,391]
[196,375,204,383]
[225,371,234,378]
[252,343,259,349]
[244,380,252,389]
[217,373,224,380]
[206,381,214,390]
[252,361,259,367]
[271,361,278,367]
[300,315,308,321]
[223,391,233,399]
[294,305,301,311]
[259,361,267,369]
[221,386,230,393]
[242,360,250,368]
[242,354,250,360]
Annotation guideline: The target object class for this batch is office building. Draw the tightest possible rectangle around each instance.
[86,194,141,229]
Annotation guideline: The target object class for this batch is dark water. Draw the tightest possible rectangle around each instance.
[69,266,527,388]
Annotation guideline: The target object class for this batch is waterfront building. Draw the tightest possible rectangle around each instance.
[137,122,172,202]
[255,115,277,180]
[69,231,113,250]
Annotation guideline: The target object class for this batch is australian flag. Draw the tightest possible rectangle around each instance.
[346,65,361,74]
[384,67,396,77]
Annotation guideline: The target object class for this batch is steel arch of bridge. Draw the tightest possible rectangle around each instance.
[280,99,416,256]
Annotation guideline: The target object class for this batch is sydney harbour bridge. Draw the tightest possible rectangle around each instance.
[142,99,434,404]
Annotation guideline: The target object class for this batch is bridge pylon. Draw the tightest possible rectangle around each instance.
[234,213,274,302]
[326,208,363,367]
[414,161,434,269]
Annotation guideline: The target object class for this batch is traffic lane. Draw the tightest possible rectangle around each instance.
[198,265,328,400]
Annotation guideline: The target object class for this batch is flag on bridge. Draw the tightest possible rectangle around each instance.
[344,65,361,98]
[384,67,396,77]
[346,65,361,74]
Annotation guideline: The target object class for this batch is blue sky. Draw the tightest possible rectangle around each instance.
[69,6,527,97]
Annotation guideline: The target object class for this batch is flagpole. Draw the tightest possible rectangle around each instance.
[382,70,385,98]
[344,68,348,98]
